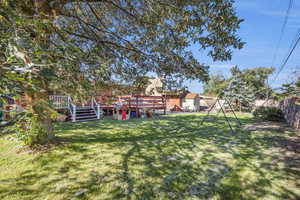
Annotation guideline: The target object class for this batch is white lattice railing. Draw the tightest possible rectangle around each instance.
[50,95,102,122]
[49,95,69,109]
[50,95,76,122]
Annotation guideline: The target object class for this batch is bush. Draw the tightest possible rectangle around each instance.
[253,106,285,122]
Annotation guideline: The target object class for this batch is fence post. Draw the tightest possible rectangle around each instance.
[136,96,139,118]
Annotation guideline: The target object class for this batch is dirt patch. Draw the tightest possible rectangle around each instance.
[17,137,63,154]
[244,120,300,173]
[243,121,296,133]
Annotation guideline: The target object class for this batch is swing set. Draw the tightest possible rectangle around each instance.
[200,96,242,134]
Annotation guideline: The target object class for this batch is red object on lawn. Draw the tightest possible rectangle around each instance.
[119,105,129,120]
[173,105,183,112]
[122,110,126,120]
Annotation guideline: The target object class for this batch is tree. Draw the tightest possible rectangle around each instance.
[277,76,300,99]
[203,74,230,96]
[204,66,274,98]
[239,67,274,99]
[223,73,255,112]
[0,0,244,145]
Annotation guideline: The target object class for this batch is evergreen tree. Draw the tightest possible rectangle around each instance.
[223,73,255,112]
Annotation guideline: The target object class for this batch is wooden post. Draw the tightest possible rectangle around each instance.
[163,95,166,115]
[136,96,139,118]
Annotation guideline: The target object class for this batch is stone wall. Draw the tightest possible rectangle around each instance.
[279,98,300,130]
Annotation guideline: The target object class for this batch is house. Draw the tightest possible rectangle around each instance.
[162,90,189,111]
[182,93,200,111]
[165,92,182,111]
[145,78,163,96]
[164,91,181,111]
[254,99,279,108]
[198,95,216,111]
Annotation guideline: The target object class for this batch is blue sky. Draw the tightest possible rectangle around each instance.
[187,0,300,94]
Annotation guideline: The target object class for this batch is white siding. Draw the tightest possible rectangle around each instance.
[182,98,200,111]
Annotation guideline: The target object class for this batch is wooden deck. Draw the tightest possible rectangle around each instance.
[98,95,166,116]
[49,95,167,120]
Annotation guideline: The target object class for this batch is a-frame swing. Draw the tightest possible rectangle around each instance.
[199,96,241,134]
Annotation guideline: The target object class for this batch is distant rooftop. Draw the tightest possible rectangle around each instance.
[185,93,198,99]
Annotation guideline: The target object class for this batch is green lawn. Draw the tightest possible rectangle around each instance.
[0,113,299,200]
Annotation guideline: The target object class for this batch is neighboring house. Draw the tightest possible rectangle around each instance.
[164,91,187,111]
[214,99,226,111]
[199,98,209,110]
[145,78,163,96]
[182,93,200,111]
[198,95,215,110]
[96,78,163,102]
[254,99,279,108]
[165,93,181,111]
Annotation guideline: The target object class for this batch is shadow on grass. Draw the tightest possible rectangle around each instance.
[0,114,299,200]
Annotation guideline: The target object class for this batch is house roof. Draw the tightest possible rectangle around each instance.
[198,95,217,99]
[163,90,189,98]
[185,93,198,99]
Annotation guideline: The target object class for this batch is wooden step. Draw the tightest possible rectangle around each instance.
[76,109,94,112]
[76,106,93,110]
[67,106,100,122]
[76,110,94,113]
[76,115,97,120]
[76,113,96,116]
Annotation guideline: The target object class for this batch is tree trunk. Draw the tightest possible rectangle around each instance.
[25,91,55,144]
[239,101,242,112]
[40,116,55,141]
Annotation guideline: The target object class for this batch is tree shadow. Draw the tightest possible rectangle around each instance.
[0,114,299,199]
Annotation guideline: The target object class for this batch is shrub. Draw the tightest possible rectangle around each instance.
[253,106,285,122]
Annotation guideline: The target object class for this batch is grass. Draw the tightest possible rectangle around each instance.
[0,113,299,200]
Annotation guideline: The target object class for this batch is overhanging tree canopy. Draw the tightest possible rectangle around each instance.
[0,0,244,144]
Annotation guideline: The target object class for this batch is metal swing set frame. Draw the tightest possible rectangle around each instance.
[200,96,242,134]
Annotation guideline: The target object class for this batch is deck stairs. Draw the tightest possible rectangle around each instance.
[74,106,98,122]
[50,95,102,122]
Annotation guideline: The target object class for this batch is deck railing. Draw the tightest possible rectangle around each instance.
[49,95,69,109]
[50,95,103,122]
[92,97,101,119]
[68,96,76,122]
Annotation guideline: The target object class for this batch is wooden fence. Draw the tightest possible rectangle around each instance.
[279,98,300,130]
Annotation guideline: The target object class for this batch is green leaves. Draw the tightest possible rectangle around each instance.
[0,0,245,145]
[224,73,255,111]
[204,67,274,100]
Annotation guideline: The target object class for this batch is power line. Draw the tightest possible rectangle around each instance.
[271,0,294,68]
[273,28,300,81]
